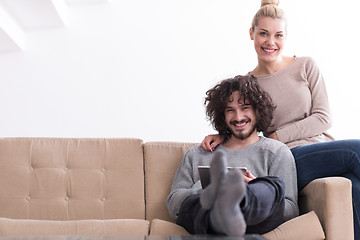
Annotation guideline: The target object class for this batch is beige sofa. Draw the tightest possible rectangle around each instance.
[0,138,354,240]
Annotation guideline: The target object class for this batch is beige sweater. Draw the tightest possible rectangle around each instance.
[255,56,334,149]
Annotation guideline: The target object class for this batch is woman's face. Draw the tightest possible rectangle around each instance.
[250,16,287,63]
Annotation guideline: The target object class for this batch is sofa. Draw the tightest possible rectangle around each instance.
[0,138,354,240]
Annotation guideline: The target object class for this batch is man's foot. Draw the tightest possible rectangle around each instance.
[210,168,247,236]
[200,151,227,209]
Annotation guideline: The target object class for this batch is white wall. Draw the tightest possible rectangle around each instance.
[0,0,359,143]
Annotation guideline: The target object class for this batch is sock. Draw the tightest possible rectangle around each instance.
[200,151,227,209]
[210,168,247,236]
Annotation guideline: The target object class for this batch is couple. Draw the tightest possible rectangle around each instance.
[168,0,360,238]
[167,75,298,235]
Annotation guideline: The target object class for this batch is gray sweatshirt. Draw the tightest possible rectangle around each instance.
[166,137,299,222]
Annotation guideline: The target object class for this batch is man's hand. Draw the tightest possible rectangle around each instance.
[243,170,256,183]
[200,134,225,152]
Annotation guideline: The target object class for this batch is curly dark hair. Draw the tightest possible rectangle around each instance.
[204,75,276,139]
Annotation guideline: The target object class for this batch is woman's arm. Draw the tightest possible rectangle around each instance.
[200,134,225,151]
[275,58,332,144]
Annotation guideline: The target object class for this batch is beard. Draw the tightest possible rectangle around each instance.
[228,121,257,140]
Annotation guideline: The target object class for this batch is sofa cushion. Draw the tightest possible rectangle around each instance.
[149,219,190,236]
[143,142,196,222]
[0,218,149,236]
[149,211,324,240]
[0,138,145,220]
[262,211,325,240]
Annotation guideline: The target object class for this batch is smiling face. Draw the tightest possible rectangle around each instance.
[224,91,257,141]
[250,16,287,64]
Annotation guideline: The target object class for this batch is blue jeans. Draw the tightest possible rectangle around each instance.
[291,139,360,240]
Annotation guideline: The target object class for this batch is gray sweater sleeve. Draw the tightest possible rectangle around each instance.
[166,148,202,220]
[269,144,299,221]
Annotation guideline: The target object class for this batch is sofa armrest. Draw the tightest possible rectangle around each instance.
[299,177,353,240]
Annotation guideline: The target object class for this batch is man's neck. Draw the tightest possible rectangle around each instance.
[222,132,260,151]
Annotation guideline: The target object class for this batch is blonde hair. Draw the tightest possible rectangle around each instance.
[251,0,287,31]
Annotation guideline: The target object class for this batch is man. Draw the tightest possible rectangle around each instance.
[166,75,299,235]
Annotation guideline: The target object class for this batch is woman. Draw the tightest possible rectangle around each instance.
[201,0,360,238]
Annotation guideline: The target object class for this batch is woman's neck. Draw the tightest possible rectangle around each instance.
[251,56,294,77]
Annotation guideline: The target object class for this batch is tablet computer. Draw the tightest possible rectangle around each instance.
[198,166,248,188]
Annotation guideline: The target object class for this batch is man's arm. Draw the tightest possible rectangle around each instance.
[269,144,299,221]
[166,148,202,220]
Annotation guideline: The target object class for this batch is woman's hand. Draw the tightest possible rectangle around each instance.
[200,134,225,152]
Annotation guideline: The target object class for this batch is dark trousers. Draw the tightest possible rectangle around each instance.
[176,176,285,235]
[291,139,360,239]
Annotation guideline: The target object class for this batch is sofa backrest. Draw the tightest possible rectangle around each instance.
[143,141,196,222]
[0,138,145,220]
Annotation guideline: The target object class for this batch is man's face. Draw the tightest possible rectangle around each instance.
[224,91,257,140]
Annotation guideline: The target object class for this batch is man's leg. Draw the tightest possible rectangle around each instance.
[205,170,285,235]
[177,152,285,236]
[177,151,229,234]
[201,151,228,209]
[177,175,285,235]
[177,152,246,235]
[210,168,246,236]
[242,176,285,234]
[176,193,212,234]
